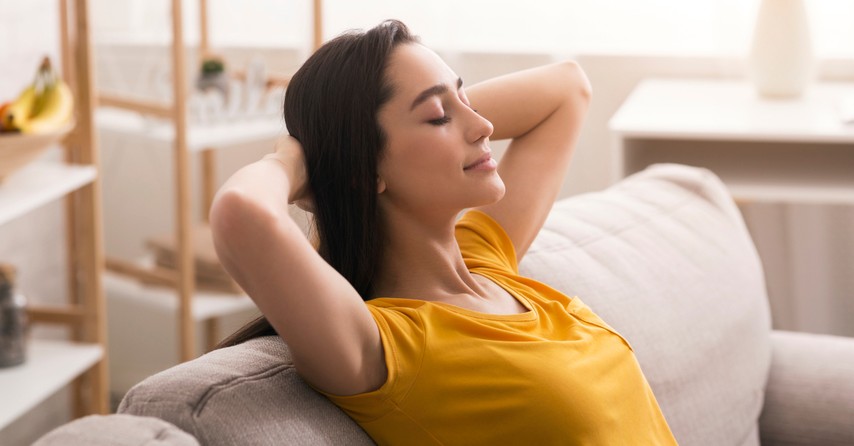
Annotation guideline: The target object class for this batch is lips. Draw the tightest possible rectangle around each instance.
[464,152,493,170]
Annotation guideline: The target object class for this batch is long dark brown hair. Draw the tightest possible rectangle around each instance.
[218,20,418,348]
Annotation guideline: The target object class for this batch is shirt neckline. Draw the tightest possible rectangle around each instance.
[371,272,538,322]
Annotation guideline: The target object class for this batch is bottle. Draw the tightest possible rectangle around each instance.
[0,263,27,367]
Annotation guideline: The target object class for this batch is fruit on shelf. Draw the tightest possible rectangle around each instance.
[0,56,74,134]
[22,78,73,134]
[0,102,11,131]
[1,87,37,131]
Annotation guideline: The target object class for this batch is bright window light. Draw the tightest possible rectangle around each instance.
[91,0,854,58]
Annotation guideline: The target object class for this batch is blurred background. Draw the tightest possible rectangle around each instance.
[1,0,852,443]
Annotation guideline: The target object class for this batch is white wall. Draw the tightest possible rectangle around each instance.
[0,1,74,444]
[87,0,854,58]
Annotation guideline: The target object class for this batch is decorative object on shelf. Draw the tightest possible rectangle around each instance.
[0,56,76,183]
[144,225,242,294]
[185,56,284,125]
[748,0,814,98]
[0,263,28,368]
[1,56,74,134]
[196,54,230,102]
[241,57,267,119]
[142,56,286,127]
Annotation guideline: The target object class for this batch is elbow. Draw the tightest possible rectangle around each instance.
[209,189,244,239]
[559,60,593,104]
[209,189,268,254]
[209,188,298,260]
[209,189,247,260]
[208,190,247,286]
[208,189,282,288]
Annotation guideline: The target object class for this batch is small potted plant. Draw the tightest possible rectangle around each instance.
[196,54,230,101]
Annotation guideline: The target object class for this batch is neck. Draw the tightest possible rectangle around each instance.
[371,207,481,301]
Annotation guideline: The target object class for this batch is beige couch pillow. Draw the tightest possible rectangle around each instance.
[519,163,772,446]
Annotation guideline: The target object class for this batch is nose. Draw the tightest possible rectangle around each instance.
[466,107,494,144]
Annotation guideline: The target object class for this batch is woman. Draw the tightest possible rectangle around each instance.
[210,20,677,445]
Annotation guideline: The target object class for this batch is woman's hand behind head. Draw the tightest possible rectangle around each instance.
[264,135,314,212]
[293,192,316,214]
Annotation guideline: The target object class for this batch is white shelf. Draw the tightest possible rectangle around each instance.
[0,340,103,430]
[104,271,256,321]
[96,107,285,152]
[610,79,854,144]
[726,178,854,205]
[0,162,97,227]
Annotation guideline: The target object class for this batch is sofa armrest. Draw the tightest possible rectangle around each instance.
[33,414,199,446]
[759,330,854,446]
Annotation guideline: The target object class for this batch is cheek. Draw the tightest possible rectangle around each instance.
[387,131,457,173]
[380,145,462,201]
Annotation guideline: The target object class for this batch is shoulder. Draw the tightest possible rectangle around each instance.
[319,302,426,421]
[455,209,518,274]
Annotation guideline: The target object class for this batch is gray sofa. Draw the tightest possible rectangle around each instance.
[36,164,854,445]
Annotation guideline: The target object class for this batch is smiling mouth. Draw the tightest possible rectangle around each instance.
[464,152,493,170]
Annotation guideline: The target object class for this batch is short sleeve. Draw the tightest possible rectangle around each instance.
[455,209,519,275]
[318,303,425,423]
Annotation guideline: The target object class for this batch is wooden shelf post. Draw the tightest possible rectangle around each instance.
[98,0,325,364]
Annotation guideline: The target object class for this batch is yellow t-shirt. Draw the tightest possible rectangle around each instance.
[323,210,678,445]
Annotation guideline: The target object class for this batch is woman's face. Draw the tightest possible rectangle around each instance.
[376,43,504,219]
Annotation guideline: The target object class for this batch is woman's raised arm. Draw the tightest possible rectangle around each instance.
[209,136,386,396]
[467,61,592,259]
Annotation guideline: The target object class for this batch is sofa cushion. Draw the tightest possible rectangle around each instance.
[33,414,198,446]
[119,336,374,445]
[519,164,772,446]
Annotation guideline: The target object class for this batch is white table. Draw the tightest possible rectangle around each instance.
[609,79,854,205]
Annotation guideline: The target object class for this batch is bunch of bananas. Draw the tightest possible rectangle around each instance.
[0,56,74,134]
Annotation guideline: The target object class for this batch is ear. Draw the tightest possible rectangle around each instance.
[377,176,387,194]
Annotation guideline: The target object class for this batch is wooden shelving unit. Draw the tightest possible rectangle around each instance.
[97,0,324,362]
[0,0,108,429]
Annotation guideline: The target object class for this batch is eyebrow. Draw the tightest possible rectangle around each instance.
[410,77,464,111]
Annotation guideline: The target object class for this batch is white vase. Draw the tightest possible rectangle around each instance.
[748,0,814,98]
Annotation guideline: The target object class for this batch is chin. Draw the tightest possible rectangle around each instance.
[476,176,506,206]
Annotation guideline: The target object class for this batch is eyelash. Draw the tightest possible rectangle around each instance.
[428,108,479,126]
[429,116,451,126]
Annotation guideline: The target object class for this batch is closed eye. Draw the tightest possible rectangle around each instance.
[429,116,451,126]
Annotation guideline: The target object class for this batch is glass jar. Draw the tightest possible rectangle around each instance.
[0,264,27,367]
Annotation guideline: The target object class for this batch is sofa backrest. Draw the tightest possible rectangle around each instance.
[518,164,772,446]
[119,163,772,445]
